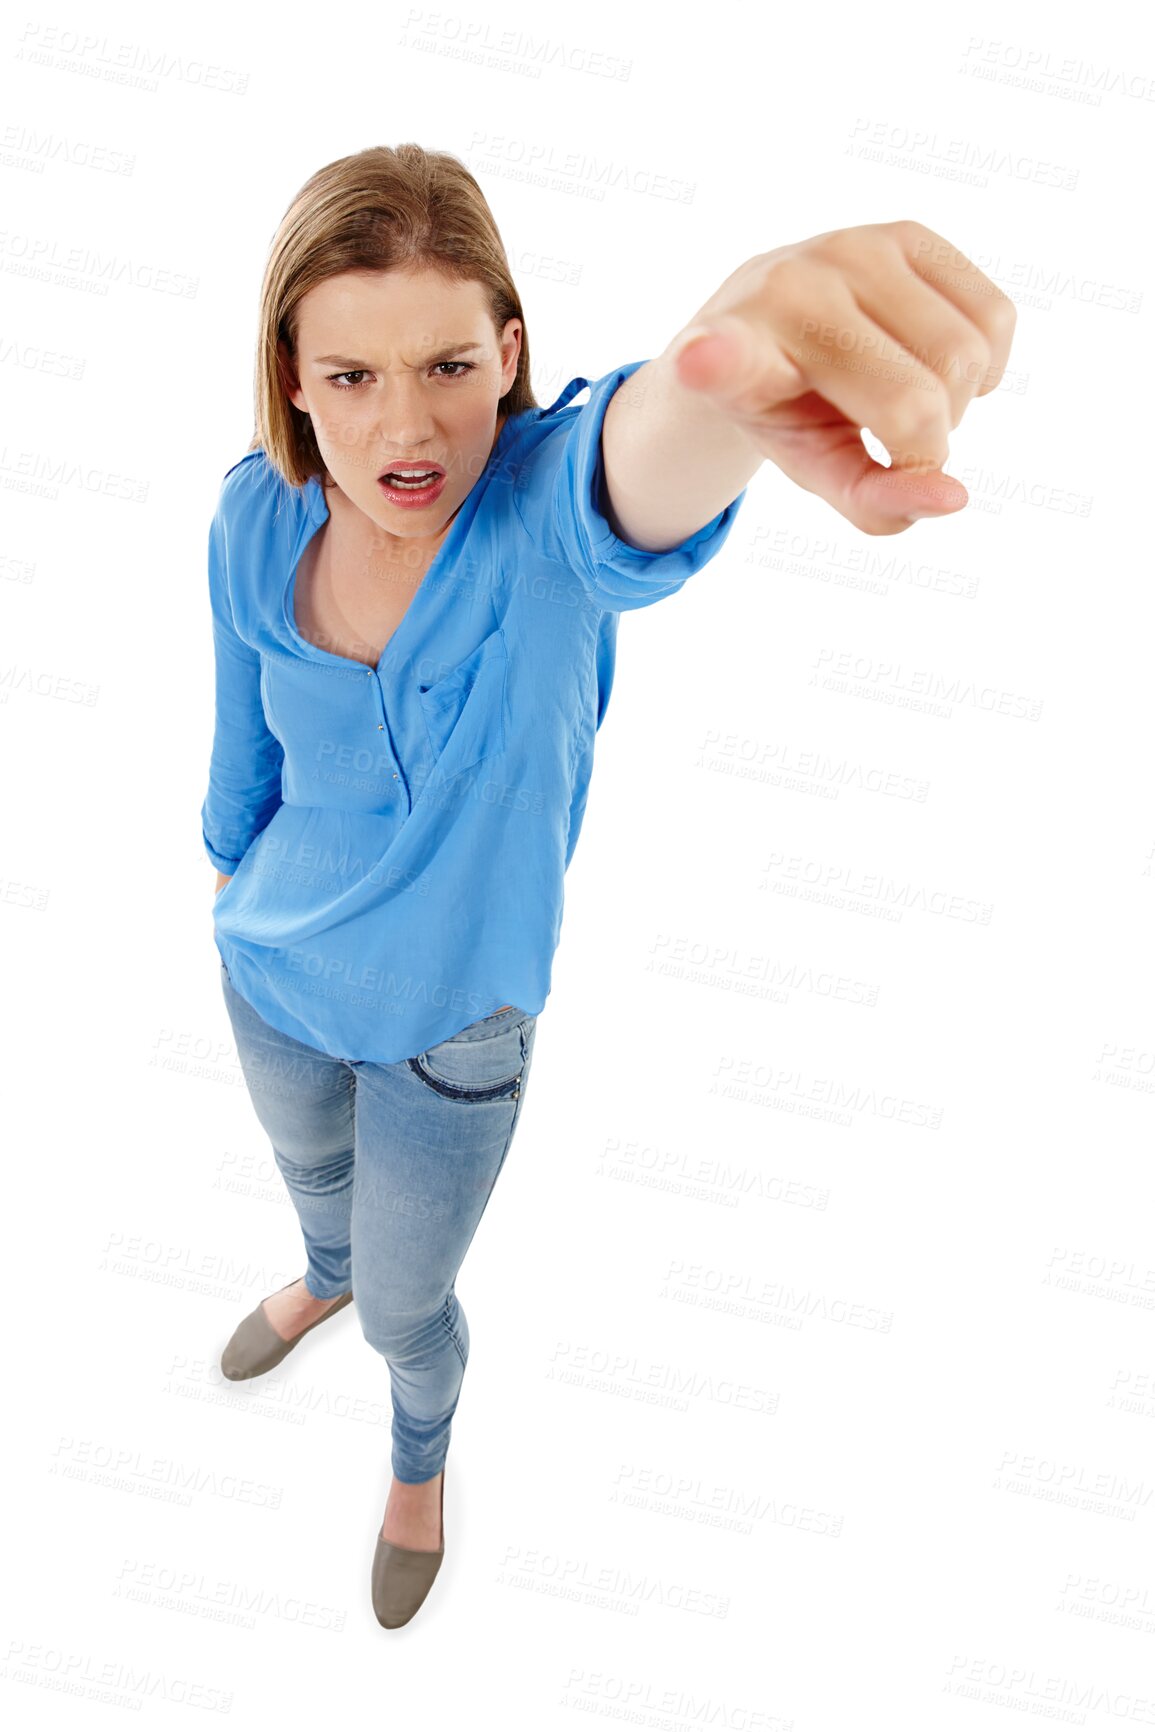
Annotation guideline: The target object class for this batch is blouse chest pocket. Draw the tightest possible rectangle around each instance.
[418,626,508,780]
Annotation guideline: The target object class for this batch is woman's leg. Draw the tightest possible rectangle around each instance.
[219,960,355,1300]
[351,1006,538,1485]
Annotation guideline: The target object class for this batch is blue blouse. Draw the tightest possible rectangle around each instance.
[202,360,747,1062]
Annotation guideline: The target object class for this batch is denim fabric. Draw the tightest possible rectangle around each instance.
[219,955,537,1484]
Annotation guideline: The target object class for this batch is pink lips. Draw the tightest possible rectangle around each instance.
[376,470,448,509]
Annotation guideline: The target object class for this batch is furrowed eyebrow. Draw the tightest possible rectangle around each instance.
[313,341,487,367]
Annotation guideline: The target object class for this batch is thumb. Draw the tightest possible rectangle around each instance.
[666,314,804,411]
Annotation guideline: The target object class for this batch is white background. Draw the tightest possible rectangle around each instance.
[2,0,1153,1722]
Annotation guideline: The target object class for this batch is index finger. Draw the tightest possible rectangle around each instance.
[892,221,1018,395]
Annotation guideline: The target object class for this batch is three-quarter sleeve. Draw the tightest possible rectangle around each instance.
[511,360,747,612]
[200,502,284,874]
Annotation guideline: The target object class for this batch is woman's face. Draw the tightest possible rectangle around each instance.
[279,266,522,546]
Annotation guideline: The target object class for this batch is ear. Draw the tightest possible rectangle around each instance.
[277,338,306,414]
[500,318,523,395]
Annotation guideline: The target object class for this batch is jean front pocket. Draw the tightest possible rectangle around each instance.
[407,1012,532,1103]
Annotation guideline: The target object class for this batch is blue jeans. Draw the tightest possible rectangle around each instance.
[219,958,538,1483]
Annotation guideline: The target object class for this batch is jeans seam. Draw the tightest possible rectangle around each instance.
[442,1292,468,1369]
[472,1039,529,1221]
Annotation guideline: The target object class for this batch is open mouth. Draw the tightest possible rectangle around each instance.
[378,466,445,489]
[376,466,448,508]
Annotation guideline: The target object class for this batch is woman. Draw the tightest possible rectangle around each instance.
[203,144,1013,1630]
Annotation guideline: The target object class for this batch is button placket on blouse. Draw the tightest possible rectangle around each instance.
[282,512,413,817]
[365,663,412,813]
[291,468,493,822]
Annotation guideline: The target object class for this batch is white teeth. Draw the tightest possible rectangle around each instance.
[384,471,439,489]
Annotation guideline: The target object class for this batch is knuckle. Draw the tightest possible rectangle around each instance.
[762,254,812,301]
[890,217,928,247]
[990,289,1018,332]
[897,375,952,432]
[954,340,993,387]
[806,229,859,269]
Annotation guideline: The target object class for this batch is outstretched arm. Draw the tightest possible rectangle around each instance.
[600,219,1017,549]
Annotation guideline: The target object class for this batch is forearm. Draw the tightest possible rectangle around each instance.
[215,871,231,895]
[202,506,286,875]
[600,340,763,554]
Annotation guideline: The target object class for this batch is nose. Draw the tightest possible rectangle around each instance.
[373,374,438,456]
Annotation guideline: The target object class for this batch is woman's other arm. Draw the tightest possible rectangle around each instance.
[200,493,285,878]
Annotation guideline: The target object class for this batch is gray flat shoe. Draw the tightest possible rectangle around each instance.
[220,1278,354,1381]
[371,1466,446,1629]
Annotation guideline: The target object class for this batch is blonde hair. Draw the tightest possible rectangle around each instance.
[249,144,537,488]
